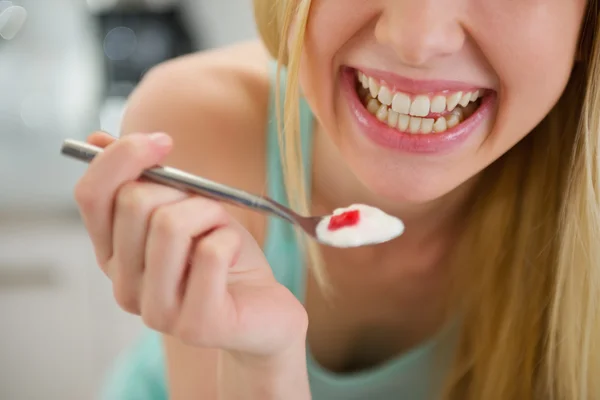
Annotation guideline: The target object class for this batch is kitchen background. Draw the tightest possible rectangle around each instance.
[0,0,257,398]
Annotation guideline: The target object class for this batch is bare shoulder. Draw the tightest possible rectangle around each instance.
[120,39,272,236]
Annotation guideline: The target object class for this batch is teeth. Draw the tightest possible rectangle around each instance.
[433,117,447,132]
[368,77,380,98]
[446,111,461,128]
[377,86,393,106]
[397,114,410,131]
[430,95,446,113]
[409,95,430,117]
[409,117,422,133]
[387,109,399,127]
[375,105,388,122]
[451,107,464,119]
[458,92,471,107]
[357,71,483,134]
[362,77,369,89]
[358,72,368,89]
[420,118,434,134]
[446,92,462,112]
[360,93,476,134]
[357,72,482,115]
[391,92,411,114]
[367,98,380,113]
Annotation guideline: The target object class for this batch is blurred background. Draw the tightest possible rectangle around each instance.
[0,0,257,398]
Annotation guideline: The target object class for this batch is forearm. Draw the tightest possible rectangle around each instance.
[218,346,311,400]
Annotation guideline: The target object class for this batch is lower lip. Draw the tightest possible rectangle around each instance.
[341,68,496,154]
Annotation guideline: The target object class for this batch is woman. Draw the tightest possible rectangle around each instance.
[75,0,599,398]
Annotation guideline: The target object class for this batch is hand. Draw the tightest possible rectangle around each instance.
[74,131,308,359]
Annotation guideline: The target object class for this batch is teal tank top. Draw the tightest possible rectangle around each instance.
[100,61,450,400]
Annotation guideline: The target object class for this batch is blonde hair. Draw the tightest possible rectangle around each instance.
[253,0,600,398]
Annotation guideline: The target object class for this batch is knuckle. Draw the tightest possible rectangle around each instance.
[112,282,140,315]
[116,182,151,216]
[221,230,243,264]
[139,295,178,334]
[227,229,243,251]
[97,260,111,277]
[152,206,186,237]
[209,202,230,224]
[194,239,224,267]
[141,307,172,334]
[195,200,229,225]
[195,229,241,267]
[204,200,224,216]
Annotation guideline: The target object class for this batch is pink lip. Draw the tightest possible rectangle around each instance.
[355,67,485,95]
[341,68,496,154]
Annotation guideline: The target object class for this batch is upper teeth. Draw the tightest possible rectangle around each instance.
[358,71,481,117]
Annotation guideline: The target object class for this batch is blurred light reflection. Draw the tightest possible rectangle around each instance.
[103,26,137,61]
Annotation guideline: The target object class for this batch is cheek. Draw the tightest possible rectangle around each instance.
[296,3,339,122]
[297,0,374,129]
[472,1,584,149]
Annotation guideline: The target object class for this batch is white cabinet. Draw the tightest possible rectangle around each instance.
[0,215,144,400]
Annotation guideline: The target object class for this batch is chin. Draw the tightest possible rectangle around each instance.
[355,163,471,205]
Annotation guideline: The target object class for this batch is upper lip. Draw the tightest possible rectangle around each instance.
[350,66,489,95]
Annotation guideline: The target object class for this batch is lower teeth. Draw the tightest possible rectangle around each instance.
[358,88,480,134]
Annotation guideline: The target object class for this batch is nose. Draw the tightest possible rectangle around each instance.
[374,0,466,67]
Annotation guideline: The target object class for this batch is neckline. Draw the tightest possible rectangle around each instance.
[292,252,449,387]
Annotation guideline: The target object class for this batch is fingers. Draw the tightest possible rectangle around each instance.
[87,131,117,148]
[176,226,242,347]
[76,131,262,349]
[141,198,231,332]
[74,132,172,266]
[110,181,189,314]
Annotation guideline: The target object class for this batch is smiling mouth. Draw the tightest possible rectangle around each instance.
[355,70,485,135]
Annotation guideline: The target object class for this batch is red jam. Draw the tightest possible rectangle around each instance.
[327,209,360,231]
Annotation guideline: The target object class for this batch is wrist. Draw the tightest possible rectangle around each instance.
[218,341,310,400]
[227,335,307,368]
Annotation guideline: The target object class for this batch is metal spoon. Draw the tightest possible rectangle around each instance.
[60,139,325,243]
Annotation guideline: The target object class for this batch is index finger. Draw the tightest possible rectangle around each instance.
[74,132,173,265]
[87,131,118,148]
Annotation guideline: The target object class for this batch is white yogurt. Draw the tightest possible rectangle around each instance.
[315,204,405,248]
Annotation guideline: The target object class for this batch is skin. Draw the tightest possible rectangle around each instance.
[74,0,587,398]
[301,0,586,370]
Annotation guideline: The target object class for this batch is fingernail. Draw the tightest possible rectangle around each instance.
[149,132,171,146]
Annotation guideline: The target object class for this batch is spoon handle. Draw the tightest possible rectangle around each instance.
[60,139,297,224]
